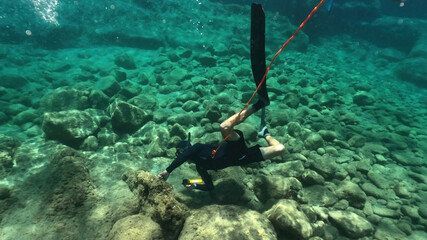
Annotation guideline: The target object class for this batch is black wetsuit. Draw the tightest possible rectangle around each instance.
[165,130,264,191]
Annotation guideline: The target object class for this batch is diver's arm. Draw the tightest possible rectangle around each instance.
[165,143,203,173]
[193,164,214,191]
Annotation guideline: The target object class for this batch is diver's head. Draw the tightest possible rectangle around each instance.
[176,132,191,156]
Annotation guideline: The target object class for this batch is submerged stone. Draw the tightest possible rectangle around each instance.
[114,53,136,70]
[328,210,373,238]
[110,101,152,134]
[42,110,99,147]
[107,214,164,240]
[265,199,312,239]
[123,170,188,240]
[179,205,276,240]
[0,74,28,89]
[304,133,324,150]
[353,91,375,106]
[40,87,90,112]
[395,57,427,89]
[335,180,367,209]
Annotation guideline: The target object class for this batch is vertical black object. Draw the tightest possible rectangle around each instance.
[251,3,270,106]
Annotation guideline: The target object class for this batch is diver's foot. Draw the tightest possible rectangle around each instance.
[258,126,270,138]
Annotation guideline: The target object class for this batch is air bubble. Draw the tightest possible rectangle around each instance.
[25,30,32,36]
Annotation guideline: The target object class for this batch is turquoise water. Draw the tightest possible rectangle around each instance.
[0,0,426,239]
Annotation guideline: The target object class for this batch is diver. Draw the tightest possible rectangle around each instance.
[157,3,285,191]
[157,104,285,191]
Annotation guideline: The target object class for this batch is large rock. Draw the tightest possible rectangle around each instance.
[265,199,313,239]
[0,134,21,177]
[304,133,324,150]
[302,185,338,207]
[309,156,337,179]
[123,170,188,240]
[48,148,93,215]
[353,91,375,106]
[42,110,100,147]
[328,210,373,238]
[270,160,305,178]
[335,180,367,209]
[0,73,28,89]
[374,218,407,240]
[96,76,121,97]
[114,53,136,70]
[107,214,164,240]
[253,175,302,203]
[40,87,90,111]
[179,205,276,240]
[110,101,152,134]
[395,57,427,89]
[209,178,245,204]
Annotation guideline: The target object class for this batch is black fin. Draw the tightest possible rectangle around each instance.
[251,3,270,107]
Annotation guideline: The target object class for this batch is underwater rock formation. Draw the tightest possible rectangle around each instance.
[123,170,188,240]
[47,148,94,215]
[253,175,302,203]
[0,134,21,177]
[179,204,277,240]
[110,100,153,134]
[42,110,100,147]
[265,199,313,239]
[107,214,164,240]
[40,87,91,112]
[329,210,374,238]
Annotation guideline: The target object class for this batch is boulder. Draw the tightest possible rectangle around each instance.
[395,57,427,89]
[304,133,324,150]
[114,53,136,70]
[267,110,291,128]
[48,148,93,215]
[353,91,375,106]
[301,169,325,186]
[182,100,199,112]
[204,103,221,122]
[348,135,366,148]
[209,178,245,204]
[318,130,337,142]
[96,76,121,97]
[0,134,21,173]
[302,185,337,207]
[335,180,367,209]
[328,210,373,238]
[309,157,337,179]
[283,93,300,108]
[253,175,302,203]
[287,122,302,137]
[110,101,152,134]
[179,205,276,240]
[89,89,110,110]
[265,199,312,239]
[40,87,90,112]
[42,110,100,147]
[361,182,392,200]
[107,214,164,240]
[167,67,188,84]
[123,170,188,240]
[270,161,305,178]
[0,73,28,89]
[196,52,216,67]
[374,218,407,240]
[12,109,40,125]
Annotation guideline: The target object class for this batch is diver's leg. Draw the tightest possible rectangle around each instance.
[259,135,285,160]
[220,106,256,140]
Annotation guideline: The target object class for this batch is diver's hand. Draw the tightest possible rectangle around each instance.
[185,184,195,190]
[158,170,169,181]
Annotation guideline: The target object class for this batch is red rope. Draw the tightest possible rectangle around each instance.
[212,0,325,158]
